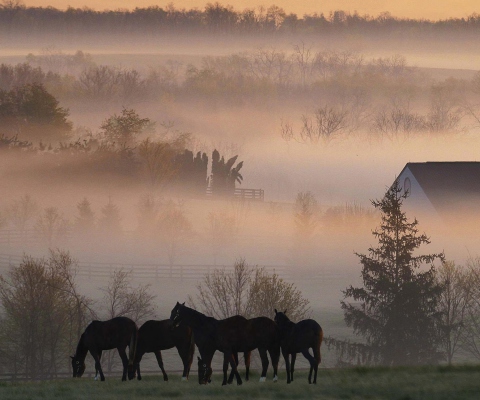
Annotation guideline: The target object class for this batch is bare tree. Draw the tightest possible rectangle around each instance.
[34,207,70,248]
[189,259,310,321]
[5,193,38,235]
[99,269,156,372]
[157,200,194,268]
[437,260,474,365]
[293,41,314,88]
[0,251,93,378]
[300,106,349,144]
[461,257,480,361]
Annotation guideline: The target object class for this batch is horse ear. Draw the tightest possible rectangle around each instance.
[182,302,185,306]
[274,309,277,314]
[197,356,201,361]
[284,309,287,314]
[70,356,74,359]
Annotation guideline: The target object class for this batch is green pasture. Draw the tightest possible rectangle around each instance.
[1,366,480,400]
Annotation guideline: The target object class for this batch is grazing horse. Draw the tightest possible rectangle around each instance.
[170,302,280,385]
[71,316,138,381]
[130,319,195,381]
[274,309,323,384]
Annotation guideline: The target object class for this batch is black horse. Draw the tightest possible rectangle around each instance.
[274,309,323,384]
[131,319,195,381]
[71,316,138,381]
[170,302,280,386]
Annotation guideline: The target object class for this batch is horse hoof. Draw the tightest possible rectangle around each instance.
[181,377,187,382]
[137,376,142,381]
[259,377,266,383]
[164,377,169,382]
[273,375,278,383]
[237,381,242,386]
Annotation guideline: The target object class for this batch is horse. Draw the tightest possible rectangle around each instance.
[130,319,195,381]
[71,316,138,381]
[170,302,280,386]
[273,309,323,384]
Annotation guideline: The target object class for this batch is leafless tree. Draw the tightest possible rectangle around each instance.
[437,260,474,365]
[99,268,156,372]
[460,257,480,361]
[34,207,70,248]
[189,259,310,321]
[293,41,314,88]
[5,193,38,234]
[300,105,349,144]
[0,251,94,378]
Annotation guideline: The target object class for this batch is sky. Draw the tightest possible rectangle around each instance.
[24,1,479,21]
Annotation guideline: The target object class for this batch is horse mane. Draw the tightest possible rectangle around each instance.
[182,305,216,326]
[74,333,88,360]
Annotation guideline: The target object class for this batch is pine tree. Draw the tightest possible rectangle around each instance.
[74,197,95,236]
[341,179,445,365]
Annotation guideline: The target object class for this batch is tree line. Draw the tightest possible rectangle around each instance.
[3,49,480,142]
[1,2,480,36]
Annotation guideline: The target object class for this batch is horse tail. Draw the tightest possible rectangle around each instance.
[188,328,195,365]
[128,325,138,367]
[314,325,323,364]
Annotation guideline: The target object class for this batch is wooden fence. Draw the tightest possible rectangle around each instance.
[205,187,264,201]
[0,253,288,281]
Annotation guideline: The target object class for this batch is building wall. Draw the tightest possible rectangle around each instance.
[397,167,442,224]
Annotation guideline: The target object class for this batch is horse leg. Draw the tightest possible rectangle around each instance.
[135,351,143,381]
[281,349,291,384]
[291,353,297,382]
[230,352,243,386]
[177,345,191,381]
[269,346,280,382]
[244,351,251,381]
[154,350,168,381]
[258,348,269,382]
[118,347,129,381]
[227,352,238,384]
[91,350,105,381]
[301,349,317,384]
[222,353,230,386]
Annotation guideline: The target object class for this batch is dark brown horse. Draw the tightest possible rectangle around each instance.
[130,319,195,381]
[71,316,138,381]
[170,302,280,385]
[274,309,323,384]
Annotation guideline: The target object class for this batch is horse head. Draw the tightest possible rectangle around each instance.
[274,309,289,326]
[170,301,186,328]
[71,355,86,378]
[197,356,212,385]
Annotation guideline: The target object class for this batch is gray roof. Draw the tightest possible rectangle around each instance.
[399,162,480,215]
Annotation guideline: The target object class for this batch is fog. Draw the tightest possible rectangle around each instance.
[2,16,480,371]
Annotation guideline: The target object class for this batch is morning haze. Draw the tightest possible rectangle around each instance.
[1,0,480,385]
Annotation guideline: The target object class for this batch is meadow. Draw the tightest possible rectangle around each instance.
[1,366,480,400]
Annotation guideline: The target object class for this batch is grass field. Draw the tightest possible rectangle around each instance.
[1,366,480,400]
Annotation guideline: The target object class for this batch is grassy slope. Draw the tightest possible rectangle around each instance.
[1,366,480,400]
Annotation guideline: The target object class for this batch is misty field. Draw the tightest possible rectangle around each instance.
[2,366,480,400]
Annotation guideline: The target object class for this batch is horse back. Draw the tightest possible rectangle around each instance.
[84,317,136,350]
[290,319,322,352]
[138,319,192,352]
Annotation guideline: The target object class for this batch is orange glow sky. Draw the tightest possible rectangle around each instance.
[24,1,478,20]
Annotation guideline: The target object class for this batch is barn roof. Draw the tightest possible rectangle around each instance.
[399,161,480,215]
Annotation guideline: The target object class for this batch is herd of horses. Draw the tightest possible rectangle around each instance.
[70,303,323,385]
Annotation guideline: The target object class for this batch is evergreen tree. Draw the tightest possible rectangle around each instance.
[97,197,122,237]
[74,197,95,236]
[341,180,444,365]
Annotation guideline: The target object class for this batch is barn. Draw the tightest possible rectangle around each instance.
[395,162,480,228]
